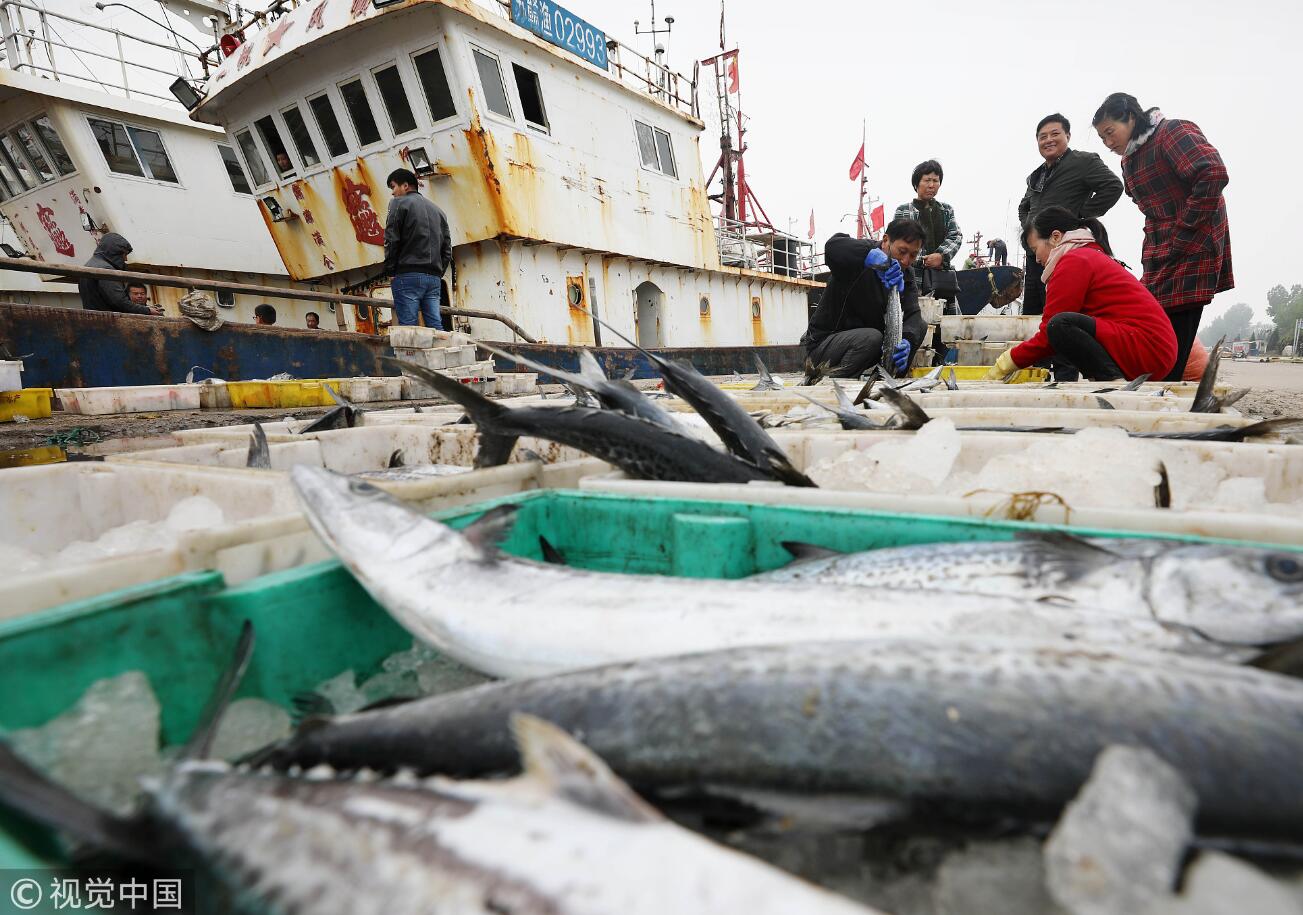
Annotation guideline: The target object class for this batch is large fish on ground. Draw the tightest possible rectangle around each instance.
[384,359,773,484]
[479,343,680,431]
[289,466,1249,679]
[753,532,1303,645]
[255,639,1303,842]
[574,309,814,487]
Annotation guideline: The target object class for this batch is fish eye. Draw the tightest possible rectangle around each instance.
[1266,556,1303,583]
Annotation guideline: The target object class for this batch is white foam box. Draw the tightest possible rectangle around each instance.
[338,377,404,403]
[580,431,1303,547]
[57,384,203,415]
[388,327,475,349]
[495,373,538,396]
[939,315,1041,343]
[444,345,478,368]
[393,346,449,371]
[0,360,22,391]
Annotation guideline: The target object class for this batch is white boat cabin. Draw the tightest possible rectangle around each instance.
[193,0,820,346]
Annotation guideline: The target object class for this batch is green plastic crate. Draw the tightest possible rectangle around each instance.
[2,489,1296,869]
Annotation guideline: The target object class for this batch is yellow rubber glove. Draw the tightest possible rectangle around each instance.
[983,348,1020,382]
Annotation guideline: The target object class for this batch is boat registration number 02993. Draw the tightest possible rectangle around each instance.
[510,0,608,70]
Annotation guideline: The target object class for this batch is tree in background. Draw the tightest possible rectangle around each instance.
[1266,284,1303,350]
[1198,302,1255,347]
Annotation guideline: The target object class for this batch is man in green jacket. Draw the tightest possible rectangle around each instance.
[1018,113,1123,314]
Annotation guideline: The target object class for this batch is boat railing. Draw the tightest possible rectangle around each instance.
[715,217,818,280]
[0,0,204,106]
[488,0,698,119]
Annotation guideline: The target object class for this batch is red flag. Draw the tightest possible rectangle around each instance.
[726,55,739,94]
[808,209,815,240]
[848,143,866,181]
[870,204,885,232]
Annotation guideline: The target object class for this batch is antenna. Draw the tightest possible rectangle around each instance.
[633,0,673,63]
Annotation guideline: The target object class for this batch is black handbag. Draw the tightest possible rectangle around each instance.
[923,267,960,296]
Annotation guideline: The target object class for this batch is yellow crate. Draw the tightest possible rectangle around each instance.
[225,380,345,409]
[909,366,1049,384]
[0,388,52,422]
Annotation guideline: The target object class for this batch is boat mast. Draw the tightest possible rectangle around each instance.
[701,0,773,233]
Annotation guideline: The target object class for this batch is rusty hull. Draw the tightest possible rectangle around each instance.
[0,303,394,389]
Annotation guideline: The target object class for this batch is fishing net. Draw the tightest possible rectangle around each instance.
[178,290,223,332]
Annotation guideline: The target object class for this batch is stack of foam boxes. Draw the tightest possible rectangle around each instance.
[388,327,537,399]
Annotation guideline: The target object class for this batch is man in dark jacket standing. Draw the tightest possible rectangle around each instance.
[802,219,926,378]
[78,233,160,315]
[384,168,452,329]
[1017,114,1123,315]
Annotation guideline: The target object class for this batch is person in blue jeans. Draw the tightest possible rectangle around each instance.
[384,168,453,328]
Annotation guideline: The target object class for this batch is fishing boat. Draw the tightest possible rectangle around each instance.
[0,0,825,387]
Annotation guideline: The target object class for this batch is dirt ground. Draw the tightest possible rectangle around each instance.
[1217,360,1303,417]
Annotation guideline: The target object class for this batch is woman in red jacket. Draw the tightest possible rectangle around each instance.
[1093,93,1233,381]
[987,206,1176,381]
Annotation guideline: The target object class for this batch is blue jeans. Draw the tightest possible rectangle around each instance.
[391,272,443,329]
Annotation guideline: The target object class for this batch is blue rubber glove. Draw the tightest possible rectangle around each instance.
[864,248,889,269]
[880,259,905,292]
[891,340,912,374]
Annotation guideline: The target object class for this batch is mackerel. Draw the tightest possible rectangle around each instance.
[289,466,1246,679]
[386,360,772,484]
[258,639,1303,840]
[753,534,1303,645]
[880,287,903,377]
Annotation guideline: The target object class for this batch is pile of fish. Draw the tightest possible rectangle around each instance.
[6,334,1303,913]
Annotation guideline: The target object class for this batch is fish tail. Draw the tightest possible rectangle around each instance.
[384,357,519,466]
[0,741,160,864]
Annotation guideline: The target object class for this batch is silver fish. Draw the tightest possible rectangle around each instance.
[289,466,1246,679]
[355,464,472,482]
[258,639,1303,841]
[152,716,878,915]
[753,533,1303,645]
[880,287,903,377]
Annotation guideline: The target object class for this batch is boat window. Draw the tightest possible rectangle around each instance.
[472,48,512,119]
[339,78,382,146]
[88,117,144,178]
[281,105,321,169]
[255,115,294,177]
[0,148,23,194]
[125,126,178,183]
[372,64,417,136]
[308,93,349,158]
[412,47,456,123]
[217,143,253,194]
[633,120,676,178]
[1,134,38,189]
[512,63,548,132]
[13,126,54,182]
[235,129,271,187]
[31,116,75,175]
[653,129,677,178]
[633,121,658,170]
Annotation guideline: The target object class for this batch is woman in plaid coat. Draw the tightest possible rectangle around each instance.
[1093,93,1233,381]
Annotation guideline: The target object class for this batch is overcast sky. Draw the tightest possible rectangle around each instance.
[562,0,1300,328]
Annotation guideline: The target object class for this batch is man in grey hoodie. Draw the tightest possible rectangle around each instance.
[78,233,161,315]
[384,168,452,329]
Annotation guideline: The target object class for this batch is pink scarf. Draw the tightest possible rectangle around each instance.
[1040,229,1098,283]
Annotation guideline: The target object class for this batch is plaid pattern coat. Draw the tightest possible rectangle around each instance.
[1122,119,1233,312]
[893,199,963,266]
